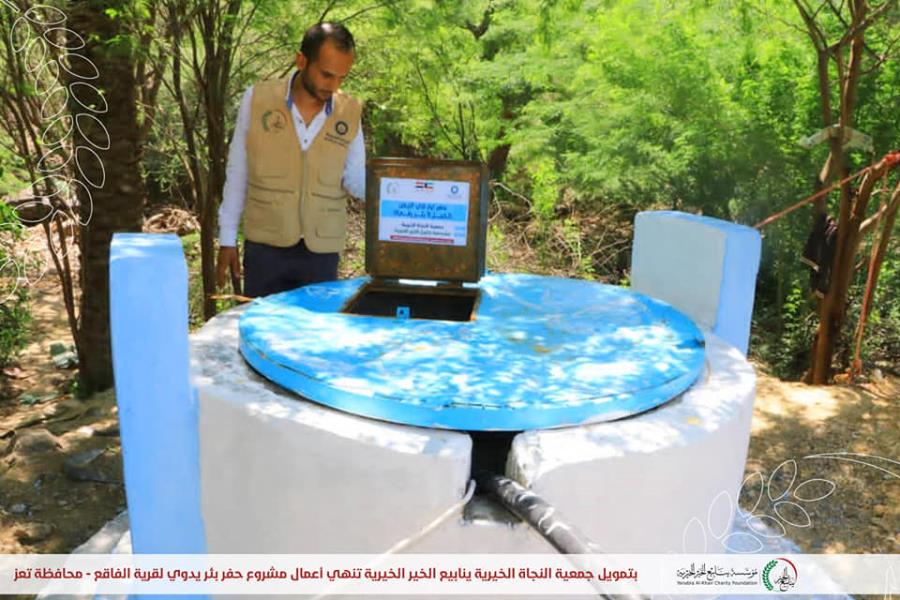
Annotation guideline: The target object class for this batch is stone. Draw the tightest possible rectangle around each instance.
[63,448,118,484]
[94,423,120,437]
[14,522,53,544]
[12,429,60,454]
[873,504,886,517]
[43,399,84,418]
[52,351,78,369]
[9,502,27,514]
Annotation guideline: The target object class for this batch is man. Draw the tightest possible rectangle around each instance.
[216,22,365,297]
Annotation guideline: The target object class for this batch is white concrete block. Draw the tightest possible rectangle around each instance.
[190,307,473,553]
[509,335,756,553]
[631,211,761,355]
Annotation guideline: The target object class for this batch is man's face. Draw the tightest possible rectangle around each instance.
[296,40,354,103]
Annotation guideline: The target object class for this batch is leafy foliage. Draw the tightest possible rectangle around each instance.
[0,201,30,368]
[3,0,897,379]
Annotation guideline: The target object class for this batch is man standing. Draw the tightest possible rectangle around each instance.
[216,22,364,297]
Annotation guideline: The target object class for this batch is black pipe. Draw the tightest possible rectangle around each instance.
[473,470,649,600]
[474,470,593,554]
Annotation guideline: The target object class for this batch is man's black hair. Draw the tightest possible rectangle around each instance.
[300,22,355,62]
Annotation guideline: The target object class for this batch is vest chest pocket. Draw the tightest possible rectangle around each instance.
[246,119,296,180]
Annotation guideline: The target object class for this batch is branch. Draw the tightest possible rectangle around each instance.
[463,2,494,39]
[341,0,400,23]
[490,180,534,209]
[318,0,340,22]
[793,0,830,49]
[825,0,852,27]
[231,40,294,83]
[858,192,890,234]
[414,61,465,157]
[232,0,261,52]
[748,2,809,37]
[836,0,899,47]
[859,31,900,75]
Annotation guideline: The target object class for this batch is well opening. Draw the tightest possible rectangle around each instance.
[342,281,480,322]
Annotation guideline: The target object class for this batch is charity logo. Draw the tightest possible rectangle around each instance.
[335,120,349,135]
[762,558,797,592]
[262,109,287,132]
[450,184,460,195]
[414,181,434,191]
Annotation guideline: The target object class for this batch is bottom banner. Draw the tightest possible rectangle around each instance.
[1,553,897,595]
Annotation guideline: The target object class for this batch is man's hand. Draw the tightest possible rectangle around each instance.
[216,246,241,291]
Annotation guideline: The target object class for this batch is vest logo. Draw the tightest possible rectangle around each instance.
[262,109,287,132]
[335,120,349,136]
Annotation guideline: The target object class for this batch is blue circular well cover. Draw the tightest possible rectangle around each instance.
[238,274,705,431]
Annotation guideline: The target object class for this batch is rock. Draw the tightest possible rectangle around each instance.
[63,448,118,484]
[51,351,78,369]
[873,504,886,517]
[872,368,884,382]
[9,502,27,514]
[76,426,95,437]
[94,423,120,437]
[12,429,61,454]
[48,342,69,357]
[64,448,103,468]
[57,499,68,507]
[19,392,58,406]
[43,399,83,418]
[14,522,54,544]
[2,366,27,379]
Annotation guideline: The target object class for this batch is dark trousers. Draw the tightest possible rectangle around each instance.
[243,239,339,297]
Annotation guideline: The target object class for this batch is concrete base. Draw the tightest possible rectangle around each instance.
[192,306,473,553]
[509,336,756,553]
[190,306,755,555]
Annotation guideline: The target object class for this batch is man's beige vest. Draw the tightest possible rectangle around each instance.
[244,77,361,251]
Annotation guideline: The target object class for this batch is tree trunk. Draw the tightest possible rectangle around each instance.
[804,2,873,384]
[170,0,243,321]
[851,181,900,376]
[69,0,146,395]
[808,153,894,383]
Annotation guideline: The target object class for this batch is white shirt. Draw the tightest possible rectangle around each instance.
[218,72,366,247]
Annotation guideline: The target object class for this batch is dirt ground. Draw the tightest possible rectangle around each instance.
[742,368,899,554]
[0,227,897,556]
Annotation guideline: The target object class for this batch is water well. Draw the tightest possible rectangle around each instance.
[109,160,761,560]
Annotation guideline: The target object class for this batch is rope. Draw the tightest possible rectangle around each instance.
[754,150,900,230]
[308,479,476,600]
